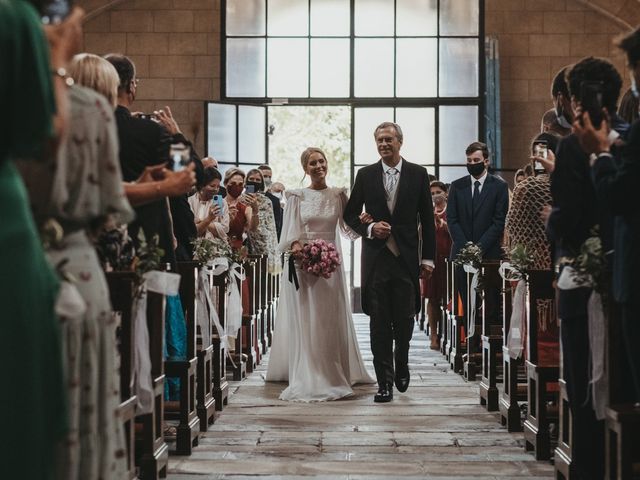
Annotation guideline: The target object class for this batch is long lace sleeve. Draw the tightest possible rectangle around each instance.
[277,190,303,253]
[337,188,361,241]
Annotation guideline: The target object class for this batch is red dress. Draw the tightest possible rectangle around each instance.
[421,209,452,301]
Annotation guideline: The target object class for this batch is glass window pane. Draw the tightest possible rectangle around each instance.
[310,0,350,36]
[354,107,394,164]
[439,38,479,97]
[439,105,478,165]
[238,106,265,164]
[440,0,479,36]
[226,38,265,97]
[396,0,437,36]
[267,0,308,36]
[310,39,350,97]
[226,0,265,36]
[438,166,469,185]
[395,108,435,165]
[207,104,236,163]
[396,38,437,97]
[354,0,394,36]
[354,39,394,97]
[267,38,309,98]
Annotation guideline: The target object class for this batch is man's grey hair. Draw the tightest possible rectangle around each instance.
[374,122,403,143]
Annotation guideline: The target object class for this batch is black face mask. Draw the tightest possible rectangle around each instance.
[466,162,485,177]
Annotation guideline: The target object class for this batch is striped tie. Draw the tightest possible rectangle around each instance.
[385,168,398,199]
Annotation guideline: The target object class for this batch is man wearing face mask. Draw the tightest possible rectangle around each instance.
[541,66,574,137]
[258,164,283,239]
[447,142,509,262]
[447,142,509,339]
[573,28,640,411]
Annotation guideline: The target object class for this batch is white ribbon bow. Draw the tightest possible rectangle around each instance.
[463,264,480,338]
[557,266,608,420]
[197,257,229,351]
[225,262,246,339]
[133,270,180,415]
[499,262,527,360]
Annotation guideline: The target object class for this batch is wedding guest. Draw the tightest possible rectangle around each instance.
[224,168,259,250]
[541,66,574,137]
[70,54,194,208]
[188,166,229,241]
[50,53,135,480]
[0,3,82,478]
[246,168,280,274]
[618,87,639,124]
[547,56,628,479]
[257,164,283,238]
[574,28,640,405]
[421,181,452,350]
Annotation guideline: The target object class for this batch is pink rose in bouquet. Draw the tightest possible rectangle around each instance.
[300,239,341,279]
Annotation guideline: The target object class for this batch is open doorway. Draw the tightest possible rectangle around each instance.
[266,105,356,304]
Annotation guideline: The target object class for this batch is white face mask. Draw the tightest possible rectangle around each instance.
[272,191,282,200]
[631,72,639,99]
[264,178,273,188]
[555,106,573,129]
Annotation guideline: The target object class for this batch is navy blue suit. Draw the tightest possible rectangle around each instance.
[592,118,640,403]
[446,173,509,260]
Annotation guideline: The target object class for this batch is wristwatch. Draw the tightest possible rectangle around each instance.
[52,67,75,87]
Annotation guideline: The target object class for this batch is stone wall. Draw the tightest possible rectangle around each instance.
[79,0,222,155]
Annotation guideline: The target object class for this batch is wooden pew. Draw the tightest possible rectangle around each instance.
[236,256,257,375]
[605,300,640,479]
[211,271,229,410]
[258,255,269,356]
[440,259,453,357]
[106,272,138,480]
[449,264,465,373]
[195,264,216,431]
[499,277,525,432]
[139,289,169,479]
[523,269,559,461]
[554,365,573,479]
[479,261,503,411]
[163,262,199,455]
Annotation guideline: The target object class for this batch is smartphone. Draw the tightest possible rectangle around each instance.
[138,113,158,122]
[169,143,191,172]
[211,194,224,213]
[41,0,72,24]
[532,140,547,173]
[245,185,256,194]
[580,80,604,127]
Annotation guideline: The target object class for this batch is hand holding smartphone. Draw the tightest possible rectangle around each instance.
[244,185,256,194]
[169,143,191,172]
[41,0,73,24]
[211,194,224,214]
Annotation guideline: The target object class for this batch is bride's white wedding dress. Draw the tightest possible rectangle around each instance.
[266,186,375,401]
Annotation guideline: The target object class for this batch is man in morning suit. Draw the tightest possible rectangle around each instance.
[344,122,436,403]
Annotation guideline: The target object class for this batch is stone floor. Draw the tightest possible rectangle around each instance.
[168,315,554,479]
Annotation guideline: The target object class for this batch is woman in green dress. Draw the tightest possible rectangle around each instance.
[0,1,82,477]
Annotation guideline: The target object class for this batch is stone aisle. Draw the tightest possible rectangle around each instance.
[168,315,554,479]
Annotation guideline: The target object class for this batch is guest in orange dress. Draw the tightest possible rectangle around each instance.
[421,181,452,349]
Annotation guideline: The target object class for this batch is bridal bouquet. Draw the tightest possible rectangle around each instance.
[300,239,341,279]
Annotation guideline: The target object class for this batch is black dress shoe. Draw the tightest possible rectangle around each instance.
[374,384,393,403]
[395,368,410,393]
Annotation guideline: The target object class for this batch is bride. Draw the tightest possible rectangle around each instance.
[266,147,375,401]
